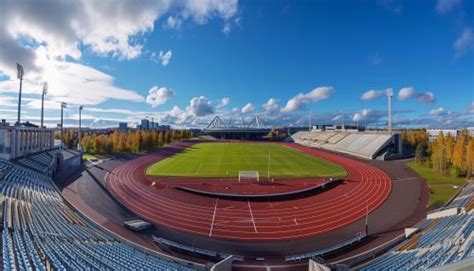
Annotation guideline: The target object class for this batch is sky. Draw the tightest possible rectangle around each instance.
[0,0,473,129]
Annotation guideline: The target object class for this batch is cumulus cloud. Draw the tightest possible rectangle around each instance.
[0,49,144,106]
[231,107,241,114]
[352,109,373,122]
[151,50,173,66]
[241,103,255,114]
[361,89,384,101]
[430,107,448,116]
[397,87,436,104]
[416,92,436,104]
[182,0,239,24]
[146,86,174,107]
[217,97,230,108]
[397,87,416,101]
[262,98,279,113]
[281,86,334,112]
[454,27,474,57]
[186,96,215,117]
[0,0,240,114]
[435,0,462,14]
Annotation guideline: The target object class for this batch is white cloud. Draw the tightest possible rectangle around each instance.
[262,98,279,113]
[435,0,462,14]
[166,16,182,29]
[331,114,342,121]
[217,97,230,108]
[281,86,334,112]
[231,107,241,114]
[468,102,474,114]
[352,109,373,122]
[146,86,175,107]
[397,87,416,101]
[151,50,173,66]
[0,0,240,116]
[361,89,384,101]
[0,48,144,106]
[241,103,255,114]
[223,23,232,35]
[186,96,215,117]
[430,107,447,116]
[454,27,474,57]
[416,92,436,104]
[182,0,239,24]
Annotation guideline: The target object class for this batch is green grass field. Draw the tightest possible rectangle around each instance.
[146,142,347,178]
[406,161,466,208]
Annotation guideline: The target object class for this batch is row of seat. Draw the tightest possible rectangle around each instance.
[361,184,474,270]
[14,149,58,174]
[292,131,393,159]
[0,160,196,270]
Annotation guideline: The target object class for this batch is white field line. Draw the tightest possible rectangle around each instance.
[195,162,204,175]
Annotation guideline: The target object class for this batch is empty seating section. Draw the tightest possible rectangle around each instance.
[361,185,474,270]
[292,131,393,159]
[15,149,59,174]
[0,160,195,270]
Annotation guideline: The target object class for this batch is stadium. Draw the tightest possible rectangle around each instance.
[1,111,473,270]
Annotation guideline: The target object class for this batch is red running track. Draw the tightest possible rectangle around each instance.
[106,142,392,241]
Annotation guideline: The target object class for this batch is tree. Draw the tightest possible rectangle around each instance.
[93,136,102,153]
[158,131,164,146]
[466,138,474,178]
[452,132,467,175]
[415,144,426,164]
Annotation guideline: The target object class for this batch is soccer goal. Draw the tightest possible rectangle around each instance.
[238,171,260,182]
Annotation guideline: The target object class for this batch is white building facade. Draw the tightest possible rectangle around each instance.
[0,126,55,160]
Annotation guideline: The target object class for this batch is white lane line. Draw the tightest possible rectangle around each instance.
[248,200,258,233]
[209,199,219,237]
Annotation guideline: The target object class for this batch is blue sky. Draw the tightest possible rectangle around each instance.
[0,0,473,128]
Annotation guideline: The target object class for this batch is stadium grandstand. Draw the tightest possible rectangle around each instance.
[358,183,474,270]
[291,130,403,160]
[0,159,199,270]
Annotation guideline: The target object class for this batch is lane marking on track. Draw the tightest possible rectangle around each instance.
[209,198,219,237]
[248,200,258,233]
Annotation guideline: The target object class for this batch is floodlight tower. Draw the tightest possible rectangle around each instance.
[60,102,67,149]
[16,63,24,125]
[78,105,83,151]
[41,82,48,128]
[386,88,393,134]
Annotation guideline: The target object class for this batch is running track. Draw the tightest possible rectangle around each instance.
[105,142,392,241]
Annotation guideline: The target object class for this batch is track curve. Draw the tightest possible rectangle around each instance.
[105,142,392,241]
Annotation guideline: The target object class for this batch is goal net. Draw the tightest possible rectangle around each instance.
[238,171,260,182]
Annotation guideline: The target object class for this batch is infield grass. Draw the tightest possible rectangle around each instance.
[146,142,347,178]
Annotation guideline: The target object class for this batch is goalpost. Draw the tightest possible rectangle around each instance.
[238,171,260,182]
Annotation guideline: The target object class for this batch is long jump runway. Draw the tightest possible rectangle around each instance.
[105,142,391,241]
